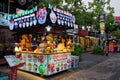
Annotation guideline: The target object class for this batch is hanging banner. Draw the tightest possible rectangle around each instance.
[100,22,105,34]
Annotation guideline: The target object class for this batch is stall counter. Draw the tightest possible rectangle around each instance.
[15,52,71,75]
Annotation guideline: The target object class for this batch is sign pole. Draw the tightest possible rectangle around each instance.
[4,55,25,80]
[10,67,17,80]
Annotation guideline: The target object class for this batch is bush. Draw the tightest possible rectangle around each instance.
[72,44,84,57]
[92,45,103,55]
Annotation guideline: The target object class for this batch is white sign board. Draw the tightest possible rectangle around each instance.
[4,55,18,67]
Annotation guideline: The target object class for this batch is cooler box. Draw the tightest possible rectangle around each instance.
[0,72,9,80]
[71,56,79,68]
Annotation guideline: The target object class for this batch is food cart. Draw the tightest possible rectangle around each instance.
[16,52,71,75]
[9,5,76,75]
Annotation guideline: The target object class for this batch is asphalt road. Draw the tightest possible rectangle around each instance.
[0,52,120,80]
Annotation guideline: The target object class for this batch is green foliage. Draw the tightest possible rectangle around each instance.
[62,0,87,26]
[88,0,114,30]
[37,0,62,8]
[27,0,115,32]
[72,44,84,57]
[92,45,103,55]
[105,13,115,32]
[111,30,120,38]
[27,0,62,9]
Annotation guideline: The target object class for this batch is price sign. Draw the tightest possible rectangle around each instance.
[4,55,25,80]
[4,55,19,67]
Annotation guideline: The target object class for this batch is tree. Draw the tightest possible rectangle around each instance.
[88,0,114,31]
[28,0,94,27]
[27,0,115,32]
[111,30,120,38]
[38,0,62,8]
[28,0,62,9]
[62,0,93,26]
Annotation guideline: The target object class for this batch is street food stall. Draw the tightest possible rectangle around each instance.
[8,5,75,75]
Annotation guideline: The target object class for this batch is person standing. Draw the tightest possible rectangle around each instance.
[103,40,109,56]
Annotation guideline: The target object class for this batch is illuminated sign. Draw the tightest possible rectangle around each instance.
[53,7,75,27]
[50,10,57,24]
[9,5,75,30]
[9,13,36,30]
[12,6,38,19]
[9,6,38,30]
[36,7,47,24]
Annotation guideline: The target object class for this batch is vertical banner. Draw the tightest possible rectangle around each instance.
[100,22,105,49]
[100,22,105,34]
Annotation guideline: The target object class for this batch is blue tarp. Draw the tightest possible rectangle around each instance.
[0,72,9,80]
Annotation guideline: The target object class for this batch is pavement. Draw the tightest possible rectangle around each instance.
[60,53,120,80]
[0,52,120,80]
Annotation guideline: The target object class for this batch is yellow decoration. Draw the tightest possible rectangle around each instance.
[46,34,53,41]
[57,43,65,51]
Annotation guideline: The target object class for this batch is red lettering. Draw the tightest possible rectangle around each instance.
[53,54,68,62]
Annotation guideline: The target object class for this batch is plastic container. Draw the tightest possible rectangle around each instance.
[71,56,79,68]
[0,72,9,80]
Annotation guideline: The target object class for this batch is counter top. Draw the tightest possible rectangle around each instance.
[15,51,72,55]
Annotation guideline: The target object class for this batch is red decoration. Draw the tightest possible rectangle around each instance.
[47,63,55,72]
[37,56,44,63]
